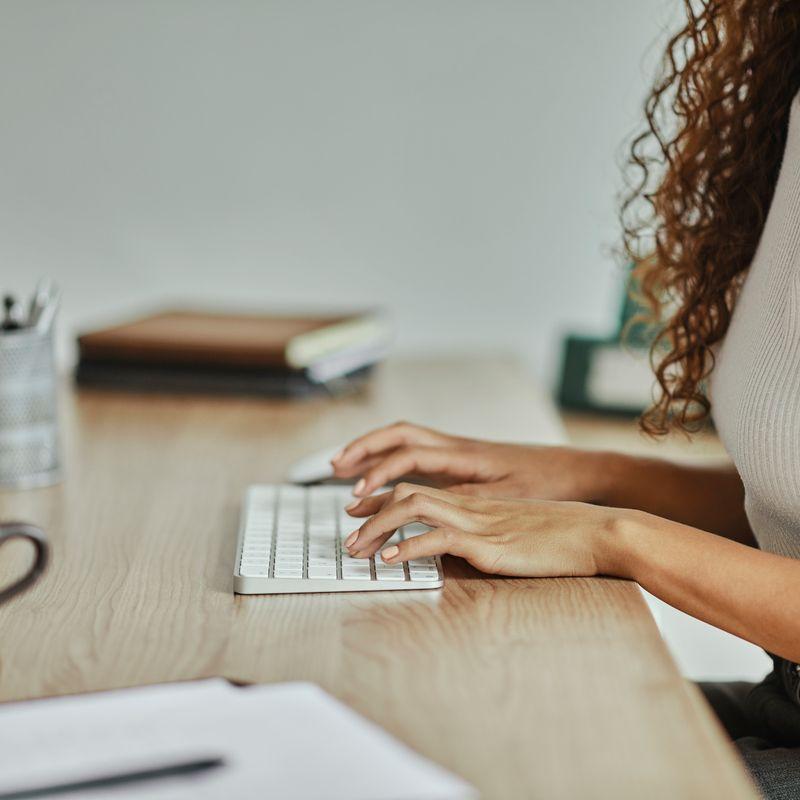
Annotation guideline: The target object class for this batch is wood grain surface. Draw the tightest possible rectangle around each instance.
[562,411,731,463]
[0,357,756,799]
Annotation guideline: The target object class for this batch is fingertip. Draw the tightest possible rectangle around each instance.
[353,478,367,496]
[346,508,370,519]
[331,448,345,464]
[344,530,359,548]
[380,545,400,562]
[338,445,365,467]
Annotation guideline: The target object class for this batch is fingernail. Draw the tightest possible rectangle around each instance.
[381,545,399,562]
[353,479,366,496]
[345,499,359,512]
[331,449,345,463]
[344,530,359,548]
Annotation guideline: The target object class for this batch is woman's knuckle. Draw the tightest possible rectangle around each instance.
[408,492,429,512]
[402,492,419,509]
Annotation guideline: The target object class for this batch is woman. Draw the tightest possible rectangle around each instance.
[331,2,800,797]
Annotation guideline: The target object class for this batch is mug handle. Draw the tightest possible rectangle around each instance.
[0,522,49,604]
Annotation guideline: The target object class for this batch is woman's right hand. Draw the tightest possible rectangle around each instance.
[331,421,613,502]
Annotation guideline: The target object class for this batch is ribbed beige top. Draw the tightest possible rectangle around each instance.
[712,93,800,559]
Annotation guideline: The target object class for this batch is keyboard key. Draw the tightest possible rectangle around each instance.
[409,570,439,581]
[308,566,337,579]
[274,568,303,579]
[375,571,406,581]
[241,558,269,567]
[342,570,372,580]
[276,525,304,536]
[275,557,303,568]
[276,544,304,554]
[246,526,273,536]
[240,565,269,577]
[308,535,335,546]
[342,563,371,574]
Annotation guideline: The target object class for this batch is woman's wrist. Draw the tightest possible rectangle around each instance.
[591,507,656,579]
[570,449,633,505]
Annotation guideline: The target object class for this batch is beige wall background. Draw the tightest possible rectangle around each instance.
[1,0,675,384]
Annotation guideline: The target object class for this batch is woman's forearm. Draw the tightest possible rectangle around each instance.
[600,510,800,662]
[585,451,755,545]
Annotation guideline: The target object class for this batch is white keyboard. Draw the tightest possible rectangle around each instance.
[234,485,444,594]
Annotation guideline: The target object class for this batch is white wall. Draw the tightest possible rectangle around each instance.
[0,0,675,384]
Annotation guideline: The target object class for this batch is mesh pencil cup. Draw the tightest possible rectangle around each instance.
[0,324,61,489]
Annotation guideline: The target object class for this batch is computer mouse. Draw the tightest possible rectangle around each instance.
[286,445,344,485]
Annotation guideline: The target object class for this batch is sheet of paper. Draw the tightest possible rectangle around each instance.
[0,679,476,800]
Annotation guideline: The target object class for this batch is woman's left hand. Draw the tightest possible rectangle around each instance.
[343,483,630,578]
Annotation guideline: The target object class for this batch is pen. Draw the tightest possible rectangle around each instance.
[34,285,60,334]
[27,279,54,328]
[0,756,225,799]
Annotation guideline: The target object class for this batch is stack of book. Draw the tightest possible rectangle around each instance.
[76,310,391,397]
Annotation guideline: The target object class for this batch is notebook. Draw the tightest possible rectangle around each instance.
[76,310,391,395]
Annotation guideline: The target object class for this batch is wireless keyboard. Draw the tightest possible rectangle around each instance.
[234,484,444,594]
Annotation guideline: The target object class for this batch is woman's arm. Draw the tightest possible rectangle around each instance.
[602,511,800,663]
[344,484,798,663]
[596,455,755,545]
[332,422,755,545]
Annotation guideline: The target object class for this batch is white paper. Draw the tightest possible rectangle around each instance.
[0,679,476,800]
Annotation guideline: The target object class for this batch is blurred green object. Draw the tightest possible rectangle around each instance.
[557,265,658,417]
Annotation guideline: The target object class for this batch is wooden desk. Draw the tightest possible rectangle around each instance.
[562,412,730,463]
[0,358,755,799]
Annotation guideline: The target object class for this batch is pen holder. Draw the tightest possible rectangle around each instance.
[0,325,61,489]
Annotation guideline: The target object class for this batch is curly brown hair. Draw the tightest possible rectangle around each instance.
[622,0,800,436]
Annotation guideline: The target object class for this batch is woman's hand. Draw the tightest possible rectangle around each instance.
[343,482,631,578]
[331,421,614,502]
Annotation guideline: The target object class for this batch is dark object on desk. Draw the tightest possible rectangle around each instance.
[2,295,22,331]
[0,522,48,605]
[0,756,224,800]
[76,309,390,397]
[76,360,374,397]
[557,267,658,417]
